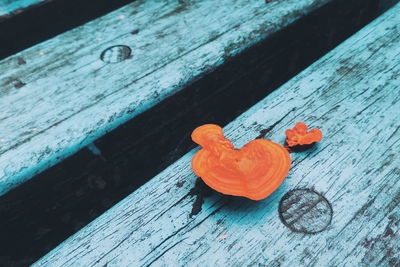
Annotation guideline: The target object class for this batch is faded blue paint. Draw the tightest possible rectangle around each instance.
[34,3,400,266]
[0,0,44,16]
[0,0,337,195]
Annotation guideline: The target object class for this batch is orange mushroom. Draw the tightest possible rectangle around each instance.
[285,122,322,147]
[191,124,291,200]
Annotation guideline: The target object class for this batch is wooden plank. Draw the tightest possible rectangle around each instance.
[0,0,134,60]
[34,3,400,266]
[0,1,385,265]
[0,0,47,18]
[0,0,354,196]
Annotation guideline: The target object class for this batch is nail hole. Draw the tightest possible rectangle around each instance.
[131,29,140,35]
[100,45,132,63]
[14,79,26,89]
[17,57,26,65]
[279,189,333,234]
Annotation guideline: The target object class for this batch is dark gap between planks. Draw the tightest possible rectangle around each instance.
[0,0,382,265]
[0,0,135,60]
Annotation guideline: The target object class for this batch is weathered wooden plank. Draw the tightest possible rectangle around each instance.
[1,1,385,264]
[0,0,46,18]
[0,0,134,60]
[0,0,356,196]
[0,0,395,20]
[35,3,400,266]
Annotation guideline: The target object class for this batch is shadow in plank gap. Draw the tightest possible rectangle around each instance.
[0,0,389,265]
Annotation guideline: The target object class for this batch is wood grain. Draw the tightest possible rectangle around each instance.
[0,0,47,18]
[0,0,350,196]
[0,0,394,19]
[0,0,384,264]
[0,0,134,60]
[34,3,400,266]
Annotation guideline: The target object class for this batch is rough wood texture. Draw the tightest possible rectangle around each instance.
[0,0,394,18]
[0,0,47,18]
[0,0,385,264]
[35,3,400,266]
[0,0,134,60]
[0,0,350,196]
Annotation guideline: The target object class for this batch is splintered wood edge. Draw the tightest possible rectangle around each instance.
[34,3,400,267]
[0,0,335,195]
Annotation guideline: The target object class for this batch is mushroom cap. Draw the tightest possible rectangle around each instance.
[285,122,322,147]
[191,124,291,200]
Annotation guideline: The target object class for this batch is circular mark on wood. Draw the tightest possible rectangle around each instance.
[100,45,131,63]
[279,189,332,234]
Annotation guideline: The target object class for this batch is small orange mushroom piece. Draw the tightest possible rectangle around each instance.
[191,124,291,200]
[285,122,322,147]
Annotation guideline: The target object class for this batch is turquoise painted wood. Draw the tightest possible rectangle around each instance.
[34,3,400,266]
[0,0,349,196]
[0,0,46,18]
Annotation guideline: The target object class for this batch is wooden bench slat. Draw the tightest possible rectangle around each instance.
[0,0,46,18]
[0,0,349,195]
[0,0,135,60]
[34,3,400,266]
